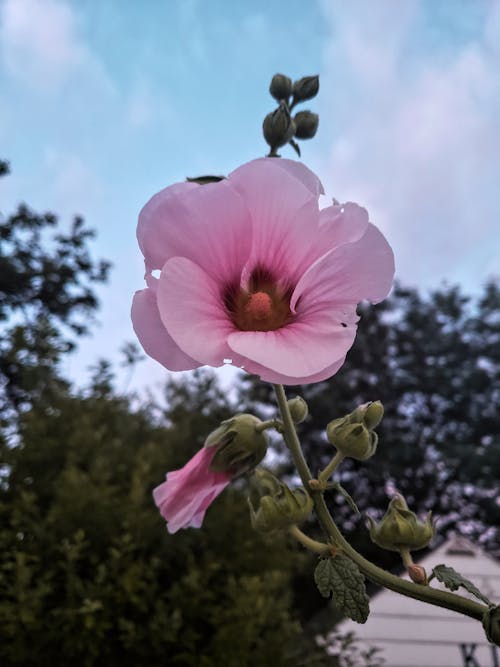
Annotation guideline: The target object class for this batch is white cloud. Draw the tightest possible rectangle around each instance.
[0,0,113,94]
[318,0,500,289]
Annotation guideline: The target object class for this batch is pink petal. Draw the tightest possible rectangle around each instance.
[156,257,234,367]
[131,287,201,372]
[227,310,357,379]
[165,478,229,534]
[314,202,370,252]
[228,158,322,283]
[262,157,325,197]
[291,223,395,312]
[138,178,251,284]
[137,181,198,272]
[238,354,347,385]
[153,447,231,534]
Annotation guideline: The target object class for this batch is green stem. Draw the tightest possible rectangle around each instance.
[317,451,345,486]
[255,418,283,433]
[400,547,413,569]
[288,525,331,555]
[272,383,488,623]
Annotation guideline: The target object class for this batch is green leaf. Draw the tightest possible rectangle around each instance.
[186,175,225,185]
[314,555,370,623]
[431,564,493,605]
[329,482,360,516]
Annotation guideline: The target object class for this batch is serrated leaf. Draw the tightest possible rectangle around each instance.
[432,564,493,605]
[289,139,301,157]
[330,482,360,516]
[314,554,370,623]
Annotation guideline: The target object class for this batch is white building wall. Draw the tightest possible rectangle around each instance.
[334,537,500,667]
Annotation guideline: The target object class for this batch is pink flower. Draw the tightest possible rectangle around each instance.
[153,446,232,534]
[132,158,394,384]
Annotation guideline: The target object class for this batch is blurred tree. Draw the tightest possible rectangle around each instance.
[241,282,500,559]
[0,161,110,431]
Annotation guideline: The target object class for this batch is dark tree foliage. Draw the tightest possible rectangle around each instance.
[242,282,500,559]
[0,162,110,422]
[0,370,333,667]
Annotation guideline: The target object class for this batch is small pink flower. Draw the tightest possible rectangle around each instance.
[132,158,394,384]
[153,446,232,534]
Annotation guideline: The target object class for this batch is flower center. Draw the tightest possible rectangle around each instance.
[223,267,293,332]
[245,291,272,321]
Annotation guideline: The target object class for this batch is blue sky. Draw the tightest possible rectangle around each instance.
[1,0,499,393]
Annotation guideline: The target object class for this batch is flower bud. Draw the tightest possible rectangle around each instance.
[287,396,308,424]
[292,75,319,103]
[269,73,292,102]
[326,420,377,461]
[293,111,319,139]
[207,414,268,474]
[263,103,296,150]
[351,401,384,431]
[367,494,435,553]
[326,401,384,460]
[248,469,313,534]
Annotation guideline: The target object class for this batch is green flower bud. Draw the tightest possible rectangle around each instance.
[293,111,319,139]
[326,401,384,460]
[351,401,384,430]
[269,73,292,102]
[326,420,378,461]
[367,494,435,553]
[248,469,313,534]
[292,75,319,103]
[207,414,268,474]
[263,103,296,150]
[287,396,308,424]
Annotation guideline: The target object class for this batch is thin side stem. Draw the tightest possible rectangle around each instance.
[273,383,488,623]
[317,451,345,486]
[255,418,283,433]
[288,525,331,555]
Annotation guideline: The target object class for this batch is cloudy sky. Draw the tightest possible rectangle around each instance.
[1,0,499,392]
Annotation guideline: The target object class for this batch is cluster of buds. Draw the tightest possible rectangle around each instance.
[326,401,384,461]
[248,469,313,534]
[263,73,319,156]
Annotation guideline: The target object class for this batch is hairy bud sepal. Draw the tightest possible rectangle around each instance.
[207,414,268,474]
[248,469,313,534]
[367,494,435,553]
[326,419,377,461]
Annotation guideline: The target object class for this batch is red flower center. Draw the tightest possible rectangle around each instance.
[224,266,293,332]
[245,291,272,321]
